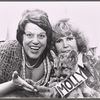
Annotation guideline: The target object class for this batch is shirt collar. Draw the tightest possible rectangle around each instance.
[77,53,84,67]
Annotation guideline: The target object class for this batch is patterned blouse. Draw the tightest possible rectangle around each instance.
[0,40,51,85]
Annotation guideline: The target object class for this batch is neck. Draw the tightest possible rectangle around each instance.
[24,53,41,66]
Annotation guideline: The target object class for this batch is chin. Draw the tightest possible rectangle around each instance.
[29,54,40,59]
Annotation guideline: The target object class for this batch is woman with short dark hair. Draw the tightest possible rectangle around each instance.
[0,8,53,97]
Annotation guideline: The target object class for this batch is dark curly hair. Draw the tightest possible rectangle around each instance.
[16,9,52,56]
[51,19,88,55]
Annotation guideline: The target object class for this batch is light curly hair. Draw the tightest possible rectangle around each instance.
[51,19,89,55]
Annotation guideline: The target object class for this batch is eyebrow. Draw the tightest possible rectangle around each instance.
[24,31,32,33]
[67,36,74,38]
[24,31,46,34]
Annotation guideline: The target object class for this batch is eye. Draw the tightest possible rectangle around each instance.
[67,37,74,41]
[26,33,33,37]
[25,32,34,38]
[38,33,46,39]
[56,39,62,43]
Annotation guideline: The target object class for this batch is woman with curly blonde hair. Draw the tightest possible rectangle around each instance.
[49,18,100,98]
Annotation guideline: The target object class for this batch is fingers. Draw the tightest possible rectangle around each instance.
[12,71,34,92]
[37,91,51,98]
[16,76,34,91]
[25,79,36,86]
[12,71,18,79]
[37,87,57,98]
[48,82,58,87]
[23,81,34,91]
[35,85,50,92]
[22,86,33,92]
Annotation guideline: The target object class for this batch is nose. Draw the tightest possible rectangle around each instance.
[32,36,39,45]
[63,39,69,48]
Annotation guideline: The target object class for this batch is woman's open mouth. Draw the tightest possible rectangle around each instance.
[30,46,40,53]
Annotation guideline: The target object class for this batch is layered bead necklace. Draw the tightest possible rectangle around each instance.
[25,56,40,70]
[21,47,51,85]
[22,47,40,79]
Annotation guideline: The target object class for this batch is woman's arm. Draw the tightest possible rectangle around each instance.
[0,80,18,97]
[0,71,34,97]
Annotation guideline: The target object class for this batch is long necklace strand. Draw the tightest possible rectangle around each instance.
[22,47,49,85]
[22,47,26,80]
[25,56,40,70]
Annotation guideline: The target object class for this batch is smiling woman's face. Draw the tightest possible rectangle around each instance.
[22,23,47,59]
[55,33,78,55]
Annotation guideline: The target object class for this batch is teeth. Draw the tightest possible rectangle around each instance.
[30,46,39,49]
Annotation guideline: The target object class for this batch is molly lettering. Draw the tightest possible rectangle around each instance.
[55,68,88,97]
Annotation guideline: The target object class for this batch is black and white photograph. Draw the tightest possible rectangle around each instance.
[0,1,100,98]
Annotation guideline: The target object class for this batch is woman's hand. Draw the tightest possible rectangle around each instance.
[12,71,35,92]
[34,85,59,98]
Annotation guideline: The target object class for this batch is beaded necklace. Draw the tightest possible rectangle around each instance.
[22,47,26,80]
[21,47,51,85]
[25,56,40,70]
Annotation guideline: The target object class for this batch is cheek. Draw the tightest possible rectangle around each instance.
[41,38,47,47]
[22,37,28,50]
[71,40,78,51]
[55,44,62,53]
[22,36,26,46]
[22,36,29,44]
